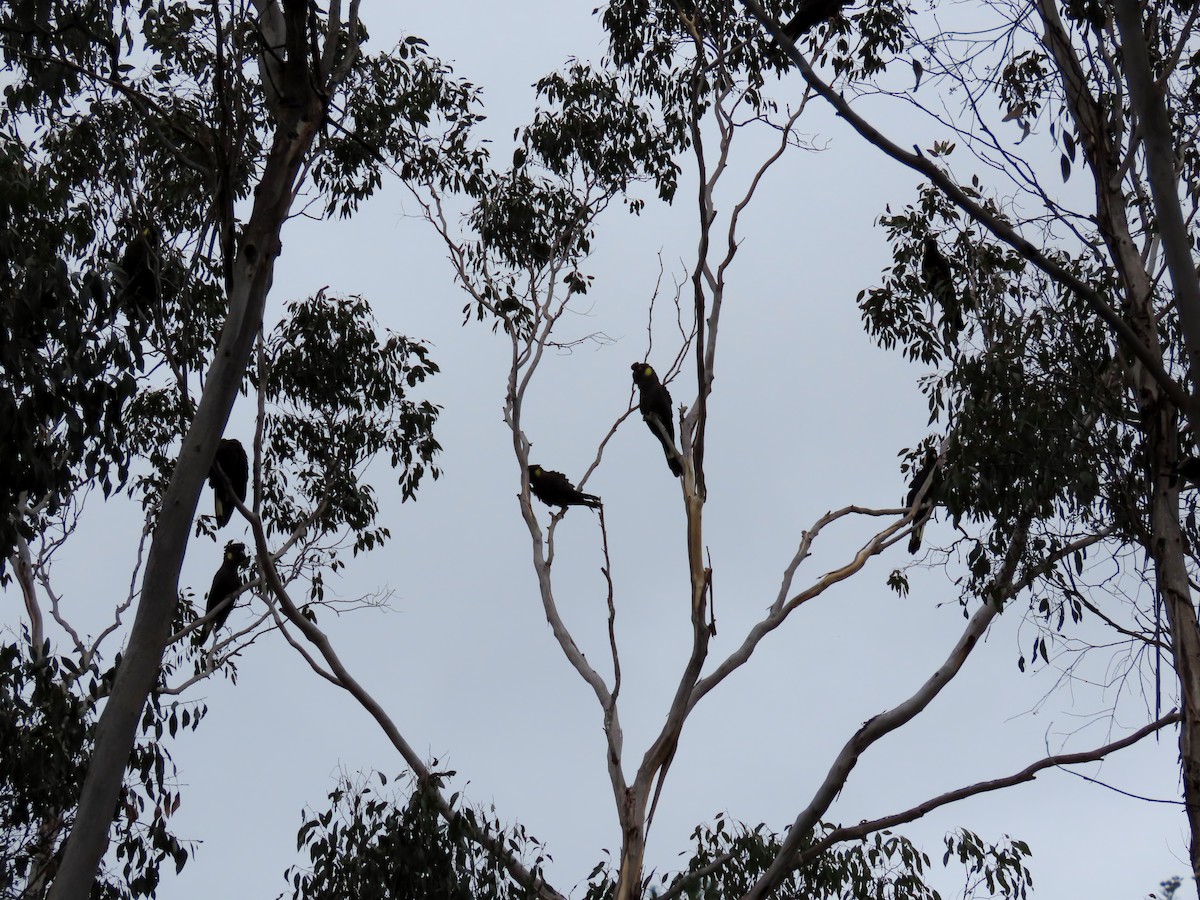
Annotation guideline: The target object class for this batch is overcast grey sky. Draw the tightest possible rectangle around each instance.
[8,2,1188,898]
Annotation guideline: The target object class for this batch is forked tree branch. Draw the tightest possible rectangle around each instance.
[793,709,1180,866]
[690,505,908,711]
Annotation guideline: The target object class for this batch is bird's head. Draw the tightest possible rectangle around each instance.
[631,362,656,383]
[527,465,543,478]
[224,541,250,566]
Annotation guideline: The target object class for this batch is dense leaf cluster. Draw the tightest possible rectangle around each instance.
[259,291,441,555]
[0,639,199,899]
[287,772,545,900]
[861,181,1143,603]
[637,813,1031,900]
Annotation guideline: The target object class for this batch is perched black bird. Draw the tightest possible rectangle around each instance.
[197,540,250,644]
[905,448,940,554]
[1176,457,1200,486]
[782,0,851,39]
[921,236,962,330]
[117,225,161,318]
[208,438,249,528]
[631,363,682,477]
[527,465,602,510]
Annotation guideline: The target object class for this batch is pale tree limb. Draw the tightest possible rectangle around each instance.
[243,509,566,900]
[626,65,818,900]
[796,710,1180,866]
[741,522,1031,900]
[419,167,633,833]
[1112,0,1200,402]
[10,497,45,661]
[82,521,151,672]
[655,710,1180,900]
[690,505,910,711]
[694,519,1111,715]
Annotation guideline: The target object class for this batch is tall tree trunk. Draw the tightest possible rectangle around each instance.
[1113,0,1200,423]
[1149,403,1200,887]
[46,5,330,895]
[1037,5,1200,885]
[615,791,647,900]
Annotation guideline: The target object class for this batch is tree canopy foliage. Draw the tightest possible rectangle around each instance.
[0,0,1196,897]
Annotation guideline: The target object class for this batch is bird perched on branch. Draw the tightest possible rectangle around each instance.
[631,363,682,477]
[1175,456,1200,486]
[197,540,250,644]
[527,465,602,510]
[208,438,249,528]
[921,236,962,330]
[116,224,161,318]
[905,448,941,554]
[782,0,851,39]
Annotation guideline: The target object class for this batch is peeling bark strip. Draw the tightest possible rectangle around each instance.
[45,5,355,897]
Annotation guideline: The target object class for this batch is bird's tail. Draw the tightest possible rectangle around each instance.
[580,493,603,509]
[655,428,682,477]
[192,622,209,648]
[648,416,683,477]
[908,522,925,554]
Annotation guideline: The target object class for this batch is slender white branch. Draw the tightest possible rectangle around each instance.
[691,505,906,709]
[245,510,566,900]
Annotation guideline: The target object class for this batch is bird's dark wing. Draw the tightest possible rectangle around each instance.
[905,458,936,509]
[921,238,962,329]
[905,451,940,554]
[908,523,926,555]
[198,561,241,642]
[640,381,674,437]
[209,439,249,527]
[1177,457,1200,485]
[117,229,159,316]
[782,0,850,39]
[529,467,602,509]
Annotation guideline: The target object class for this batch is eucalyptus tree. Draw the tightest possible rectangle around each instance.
[731,0,1200,888]
[376,2,1180,898]
[1,1,1184,898]
[1,1,479,895]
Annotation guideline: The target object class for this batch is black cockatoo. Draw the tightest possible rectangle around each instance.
[631,363,682,477]
[527,465,602,509]
[117,225,161,318]
[197,540,250,644]
[1176,457,1200,486]
[782,0,851,39]
[208,438,249,528]
[921,236,962,331]
[905,448,940,554]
